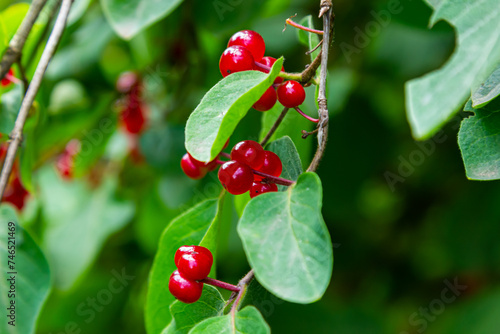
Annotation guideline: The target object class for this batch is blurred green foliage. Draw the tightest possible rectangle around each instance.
[1,0,500,333]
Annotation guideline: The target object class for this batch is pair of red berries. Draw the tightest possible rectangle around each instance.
[116,72,146,135]
[218,140,282,198]
[169,245,213,304]
[219,30,306,111]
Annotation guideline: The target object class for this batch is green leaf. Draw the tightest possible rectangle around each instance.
[163,285,225,334]
[405,0,500,139]
[472,65,500,108]
[458,100,500,180]
[146,198,223,334]
[0,205,51,334]
[0,4,30,47]
[37,166,134,290]
[265,136,303,182]
[188,306,270,334]
[238,172,333,303]
[185,59,284,162]
[100,0,183,40]
[0,85,22,135]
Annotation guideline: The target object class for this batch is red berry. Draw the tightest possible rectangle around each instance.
[253,87,277,112]
[2,176,29,210]
[250,182,278,198]
[277,80,306,108]
[254,151,282,181]
[175,245,213,281]
[257,57,284,84]
[121,104,145,134]
[56,154,74,179]
[227,30,265,61]
[181,153,207,179]
[218,160,254,195]
[168,270,203,304]
[219,46,255,77]
[1,68,14,87]
[230,140,264,169]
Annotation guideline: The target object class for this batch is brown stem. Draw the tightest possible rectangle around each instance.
[16,60,29,94]
[0,0,72,199]
[307,2,334,172]
[260,107,289,146]
[253,170,294,186]
[0,0,48,80]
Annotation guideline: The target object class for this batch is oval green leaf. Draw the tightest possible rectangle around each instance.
[163,285,225,334]
[100,0,183,40]
[188,306,270,334]
[146,198,223,334]
[185,59,283,162]
[0,205,51,334]
[238,172,333,303]
[405,0,500,139]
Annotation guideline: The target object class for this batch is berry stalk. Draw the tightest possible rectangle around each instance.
[295,107,319,123]
[285,18,324,35]
[201,277,240,292]
[252,170,294,186]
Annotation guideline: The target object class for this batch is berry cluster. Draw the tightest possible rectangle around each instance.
[219,140,282,198]
[169,246,213,304]
[56,139,81,179]
[180,140,283,198]
[116,72,146,135]
[219,30,307,112]
[0,140,29,210]
[1,68,15,87]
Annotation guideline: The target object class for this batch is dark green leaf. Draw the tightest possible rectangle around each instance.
[100,0,183,39]
[37,166,134,290]
[163,285,225,334]
[146,197,223,334]
[458,100,500,180]
[0,205,51,334]
[266,136,303,183]
[472,65,500,108]
[185,59,283,162]
[238,172,333,303]
[188,306,270,334]
[405,0,500,139]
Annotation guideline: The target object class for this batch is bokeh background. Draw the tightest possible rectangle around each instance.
[1,0,499,333]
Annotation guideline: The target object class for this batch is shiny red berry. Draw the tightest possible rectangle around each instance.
[227,30,265,61]
[181,153,207,179]
[218,160,254,195]
[2,176,29,210]
[257,57,284,84]
[277,80,306,108]
[250,182,278,198]
[1,68,14,87]
[230,140,264,169]
[175,245,213,281]
[254,151,282,181]
[219,46,255,77]
[168,270,203,304]
[253,87,277,112]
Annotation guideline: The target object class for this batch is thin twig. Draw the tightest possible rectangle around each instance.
[0,0,48,80]
[260,107,289,146]
[0,0,73,199]
[285,18,324,35]
[307,3,334,172]
[306,39,323,55]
